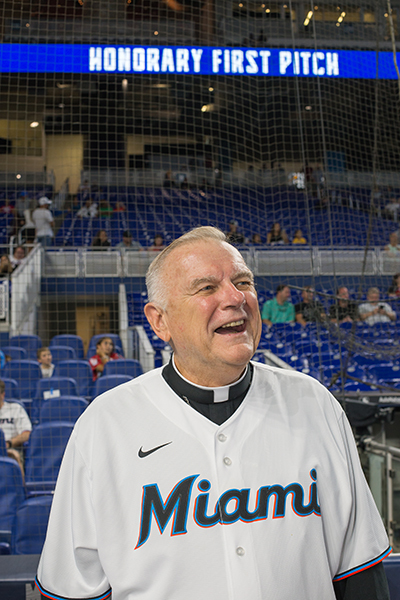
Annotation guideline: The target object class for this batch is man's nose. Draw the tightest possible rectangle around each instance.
[220,282,246,307]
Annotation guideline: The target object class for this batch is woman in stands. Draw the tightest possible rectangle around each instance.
[92,229,111,248]
[89,336,120,381]
[388,273,400,298]
[0,254,13,275]
[267,222,289,245]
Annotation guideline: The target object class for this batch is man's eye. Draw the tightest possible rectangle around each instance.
[237,281,252,288]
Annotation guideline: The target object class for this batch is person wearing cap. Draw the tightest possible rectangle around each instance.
[32,197,54,247]
[116,230,142,250]
[226,220,245,244]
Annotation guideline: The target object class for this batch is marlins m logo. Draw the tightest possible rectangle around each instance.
[135,470,320,549]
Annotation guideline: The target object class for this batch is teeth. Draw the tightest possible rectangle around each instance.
[221,319,244,329]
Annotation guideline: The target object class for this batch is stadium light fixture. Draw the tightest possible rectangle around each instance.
[30,121,39,128]
[304,10,313,26]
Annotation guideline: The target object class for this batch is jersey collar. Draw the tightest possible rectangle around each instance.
[162,356,252,404]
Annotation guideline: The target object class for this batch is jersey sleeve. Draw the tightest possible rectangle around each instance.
[332,411,391,580]
[36,431,111,600]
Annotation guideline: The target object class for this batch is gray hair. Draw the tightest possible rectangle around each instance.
[146,226,227,308]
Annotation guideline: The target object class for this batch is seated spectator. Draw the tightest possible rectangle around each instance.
[78,179,91,201]
[148,234,165,252]
[116,230,142,250]
[92,230,111,248]
[9,245,26,269]
[180,175,189,190]
[0,378,32,474]
[0,254,13,276]
[385,197,400,220]
[113,201,126,213]
[37,347,55,378]
[89,336,120,381]
[250,233,263,245]
[261,284,295,327]
[384,232,400,256]
[163,171,175,188]
[388,273,400,298]
[77,198,98,218]
[226,220,245,244]
[295,287,326,326]
[359,287,396,325]
[267,222,289,245]
[99,200,113,217]
[0,198,15,216]
[329,287,359,323]
[292,229,307,244]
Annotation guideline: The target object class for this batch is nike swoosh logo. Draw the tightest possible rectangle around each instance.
[138,442,172,458]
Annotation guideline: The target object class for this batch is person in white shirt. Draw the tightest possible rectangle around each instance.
[0,378,32,473]
[359,287,396,325]
[37,347,55,378]
[32,197,54,247]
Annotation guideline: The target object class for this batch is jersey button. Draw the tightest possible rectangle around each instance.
[223,457,232,466]
[218,433,227,442]
[236,547,245,556]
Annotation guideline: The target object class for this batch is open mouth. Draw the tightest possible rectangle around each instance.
[215,319,246,334]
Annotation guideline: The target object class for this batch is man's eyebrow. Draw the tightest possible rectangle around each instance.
[189,276,219,291]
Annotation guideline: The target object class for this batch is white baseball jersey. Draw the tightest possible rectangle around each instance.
[0,401,32,442]
[36,363,390,600]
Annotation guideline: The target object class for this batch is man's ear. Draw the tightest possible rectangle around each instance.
[144,303,171,343]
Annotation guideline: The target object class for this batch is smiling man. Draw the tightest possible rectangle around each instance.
[36,227,390,600]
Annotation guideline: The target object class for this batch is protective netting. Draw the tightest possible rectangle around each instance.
[0,0,400,557]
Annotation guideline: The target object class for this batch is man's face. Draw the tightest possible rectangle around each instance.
[338,287,349,303]
[390,233,398,246]
[277,286,291,303]
[368,291,380,304]
[123,236,132,247]
[145,240,261,386]
[99,231,107,242]
[14,247,25,260]
[302,288,314,303]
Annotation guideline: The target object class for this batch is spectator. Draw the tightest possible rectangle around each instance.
[267,222,289,245]
[388,273,400,298]
[0,254,13,276]
[0,378,32,474]
[359,287,396,325]
[99,200,113,218]
[116,230,142,250]
[226,220,245,244]
[89,336,120,381]
[148,234,165,252]
[384,232,400,256]
[9,245,26,269]
[92,230,111,248]
[295,287,326,326]
[163,171,175,188]
[385,196,400,220]
[37,347,55,378]
[113,201,126,213]
[31,197,54,247]
[77,198,98,219]
[78,179,91,201]
[329,287,359,323]
[250,233,263,245]
[261,284,295,326]
[292,228,307,244]
[0,198,15,216]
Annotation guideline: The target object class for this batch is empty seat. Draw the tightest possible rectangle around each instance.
[47,345,77,363]
[0,430,7,457]
[11,495,53,554]
[39,396,88,423]
[93,374,132,399]
[103,359,143,379]
[32,377,79,423]
[1,346,28,360]
[54,360,93,397]
[369,365,400,383]
[25,421,74,495]
[9,335,42,359]
[3,360,42,400]
[2,378,20,400]
[49,335,84,360]
[0,457,26,544]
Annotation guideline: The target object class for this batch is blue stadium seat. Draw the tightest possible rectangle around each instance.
[103,359,143,379]
[32,377,80,423]
[49,335,84,360]
[2,378,20,400]
[0,457,26,545]
[11,495,53,554]
[0,430,7,457]
[3,360,42,400]
[39,396,88,423]
[54,360,93,397]
[9,335,42,360]
[47,345,77,362]
[1,346,28,360]
[344,381,378,392]
[369,365,400,384]
[93,374,132,399]
[25,421,74,495]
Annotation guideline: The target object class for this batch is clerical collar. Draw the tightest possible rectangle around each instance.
[162,356,253,404]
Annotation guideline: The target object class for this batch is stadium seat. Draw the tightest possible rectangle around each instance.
[47,345,77,362]
[1,346,28,360]
[0,430,7,457]
[54,360,93,397]
[103,359,143,378]
[49,335,84,360]
[32,377,80,423]
[368,365,400,383]
[11,495,53,554]
[0,457,26,544]
[9,335,42,359]
[24,421,74,495]
[2,378,20,400]
[93,374,133,399]
[3,360,42,400]
[39,396,88,423]
[343,381,378,392]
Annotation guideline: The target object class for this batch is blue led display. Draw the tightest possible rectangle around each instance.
[0,44,399,79]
